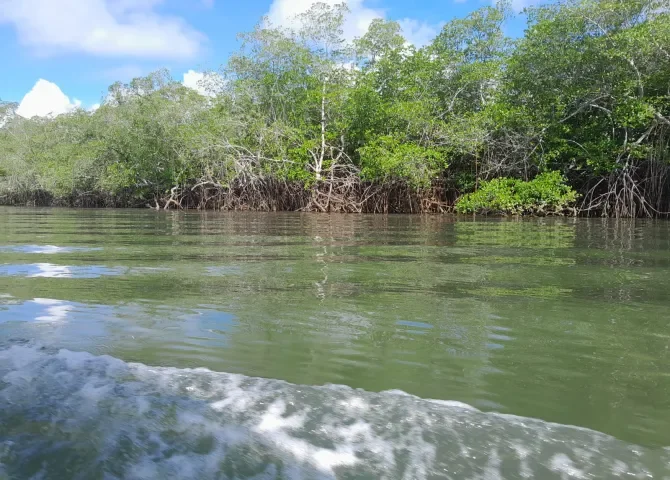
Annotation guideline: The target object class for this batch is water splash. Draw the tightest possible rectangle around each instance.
[0,345,668,479]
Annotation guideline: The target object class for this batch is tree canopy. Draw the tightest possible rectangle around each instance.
[1,0,669,216]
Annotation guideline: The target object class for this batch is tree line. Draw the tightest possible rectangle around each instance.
[1,0,669,216]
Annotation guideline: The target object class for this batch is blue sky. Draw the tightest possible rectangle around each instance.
[0,0,536,116]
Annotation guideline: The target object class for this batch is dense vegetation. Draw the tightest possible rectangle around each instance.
[455,172,579,215]
[1,0,669,216]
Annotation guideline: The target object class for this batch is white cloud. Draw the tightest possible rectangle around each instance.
[266,0,441,46]
[183,70,225,97]
[183,70,208,96]
[398,18,443,47]
[0,0,205,59]
[89,103,101,112]
[16,80,81,118]
[267,0,384,41]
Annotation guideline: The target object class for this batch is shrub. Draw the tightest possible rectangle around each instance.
[455,171,578,215]
[358,136,447,188]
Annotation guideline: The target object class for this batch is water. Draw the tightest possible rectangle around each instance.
[0,208,669,479]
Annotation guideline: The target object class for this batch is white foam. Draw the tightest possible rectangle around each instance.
[511,442,533,478]
[0,344,43,369]
[256,400,307,433]
[427,399,479,411]
[381,388,478,411]
[471,447,501,480]
[0,345,668,480]
[550,453,586,479]
[338,395,368,413]
[611,459,629,476]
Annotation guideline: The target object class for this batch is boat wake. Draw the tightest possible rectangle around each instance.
[0,345,668,479]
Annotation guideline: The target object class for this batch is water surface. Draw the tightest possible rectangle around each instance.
[1,208,669,478]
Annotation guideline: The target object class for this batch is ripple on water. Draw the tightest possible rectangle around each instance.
[0,264,175,278]
[0,245,102,254]
[0,263,124,278]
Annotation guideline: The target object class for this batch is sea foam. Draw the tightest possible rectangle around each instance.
[0,345,668,479]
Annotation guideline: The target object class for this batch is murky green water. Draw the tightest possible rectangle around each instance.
[1,208,669,479]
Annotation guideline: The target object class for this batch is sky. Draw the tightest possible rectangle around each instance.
[0,0,539,118]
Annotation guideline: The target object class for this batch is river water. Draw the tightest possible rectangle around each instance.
[0,208,669,479]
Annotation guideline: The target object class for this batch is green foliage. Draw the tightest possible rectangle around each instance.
[504,0,670,178]
[455,172,578,215]
[1,0,669,216]
[359,136,446,188]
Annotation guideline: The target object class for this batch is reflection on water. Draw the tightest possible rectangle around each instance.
[1,209,670,476]
[0,263,125,278]
[0,244,102,254]
[32,298,74,322]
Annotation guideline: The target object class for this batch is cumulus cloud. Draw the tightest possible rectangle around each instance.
[398,18,443,47]
[183,70,208,96]
[266,0,442,46]
[267,0,384,41]
[0,0,205,59]
[16,80,82,118]
[183,70,225,97]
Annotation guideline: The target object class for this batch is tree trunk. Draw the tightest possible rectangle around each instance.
[316,81,326,181]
